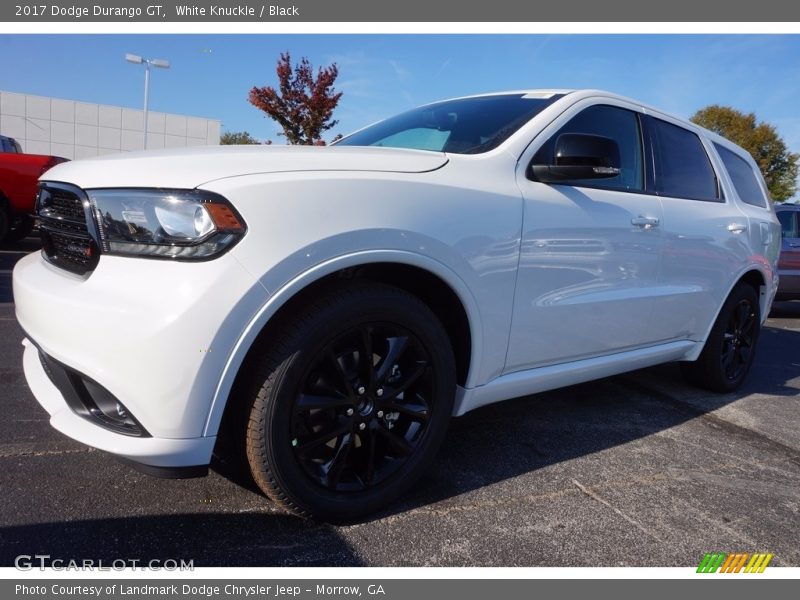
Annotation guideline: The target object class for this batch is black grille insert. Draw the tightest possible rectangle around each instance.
[41,190,86,222]
[37,184,100,275]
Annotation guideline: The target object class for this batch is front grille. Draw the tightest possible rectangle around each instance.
[44,190,86,221]
[41,230,97,274]
[37,184,99,276]
[40,219,88,235]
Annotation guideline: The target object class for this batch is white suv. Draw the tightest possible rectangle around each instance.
[13,90,780,521]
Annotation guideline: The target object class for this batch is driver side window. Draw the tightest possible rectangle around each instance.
[533,104,644,192]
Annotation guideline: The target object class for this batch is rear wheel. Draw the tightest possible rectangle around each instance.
[4,214,35,243]
[244,283,456,521]
[0,207,8,243]
[681,283,760,392]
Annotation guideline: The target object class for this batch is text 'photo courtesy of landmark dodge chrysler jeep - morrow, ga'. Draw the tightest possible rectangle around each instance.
[13,90,780,521]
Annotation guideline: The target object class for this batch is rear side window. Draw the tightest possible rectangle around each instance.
[651,118,720,201]
[778,211,798,238]
[715,144,769,208]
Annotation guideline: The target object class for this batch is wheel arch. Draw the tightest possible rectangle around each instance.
[686,266,770,362]
[203,250,481,438]
[738,269,768,310]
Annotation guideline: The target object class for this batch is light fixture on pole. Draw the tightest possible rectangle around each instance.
[125,53,170,150]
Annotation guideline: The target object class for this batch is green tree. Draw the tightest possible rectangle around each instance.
[691,105,799,201]
[248,52,342,145]
[220,130,261,145]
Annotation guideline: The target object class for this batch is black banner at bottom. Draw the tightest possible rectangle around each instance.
[3,579,796,600]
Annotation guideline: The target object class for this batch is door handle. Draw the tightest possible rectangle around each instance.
[631,216,659,229]
[727,223,748,234]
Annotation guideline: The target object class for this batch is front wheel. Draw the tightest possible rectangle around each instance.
[244,283,456,521]
[681,283,761,392]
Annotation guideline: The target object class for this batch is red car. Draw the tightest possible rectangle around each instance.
[0,136,68,243]
[776,203,800,300]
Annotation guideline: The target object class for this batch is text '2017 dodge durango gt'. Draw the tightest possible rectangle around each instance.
[13,90,780,521]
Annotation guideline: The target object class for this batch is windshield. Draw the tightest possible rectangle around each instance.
[337,93,564,154]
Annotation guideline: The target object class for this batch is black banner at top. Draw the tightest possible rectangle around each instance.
[2,0,800,22]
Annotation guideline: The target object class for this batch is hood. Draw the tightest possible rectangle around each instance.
[41,145,449,190]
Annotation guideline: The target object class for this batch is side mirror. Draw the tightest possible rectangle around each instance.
[531,133,621,183]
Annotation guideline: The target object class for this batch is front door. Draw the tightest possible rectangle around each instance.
[506,101,664,373]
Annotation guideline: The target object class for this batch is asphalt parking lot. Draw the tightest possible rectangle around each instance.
[1,236,799,567]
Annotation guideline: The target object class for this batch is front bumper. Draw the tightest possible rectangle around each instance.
[13,249,269,468]
[23,338,214,470]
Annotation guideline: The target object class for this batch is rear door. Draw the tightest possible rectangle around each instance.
[646,115,752,342]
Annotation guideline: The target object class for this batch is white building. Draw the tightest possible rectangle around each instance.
[0,90,221,159]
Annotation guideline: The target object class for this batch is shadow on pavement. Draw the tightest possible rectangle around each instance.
[0,513,363,567]
[769,300,800,319]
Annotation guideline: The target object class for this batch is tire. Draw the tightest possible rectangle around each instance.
[681,283,761,393]
[4,214,35,244]
[244,283,456,522]
[0,207,8,244]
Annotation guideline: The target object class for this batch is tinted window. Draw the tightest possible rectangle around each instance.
[532,104,644,191]
[369,128,451,152]
[652,119,719,201]
[715,143,768,208]
[777,211,798,238]
[1,137,20,153]
[338,94,562,154]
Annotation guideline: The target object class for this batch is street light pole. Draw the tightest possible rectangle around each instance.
[125,53,170,151]
[142,61,150,147]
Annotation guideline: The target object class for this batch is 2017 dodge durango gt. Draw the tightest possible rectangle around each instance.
[13,90,781,521]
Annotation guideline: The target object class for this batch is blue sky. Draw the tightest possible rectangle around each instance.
[1,34,799,151]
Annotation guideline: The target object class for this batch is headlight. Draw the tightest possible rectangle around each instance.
[87,189,246,260]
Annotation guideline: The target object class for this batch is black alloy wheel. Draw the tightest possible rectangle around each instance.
[719,297,758,382]
[681,283,761,393]
[245,283,456,521]
[291,323,435,492]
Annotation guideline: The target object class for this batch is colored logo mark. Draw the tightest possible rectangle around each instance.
[697,552,773,573]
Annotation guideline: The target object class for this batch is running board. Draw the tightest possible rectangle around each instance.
[453,340,700,416]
